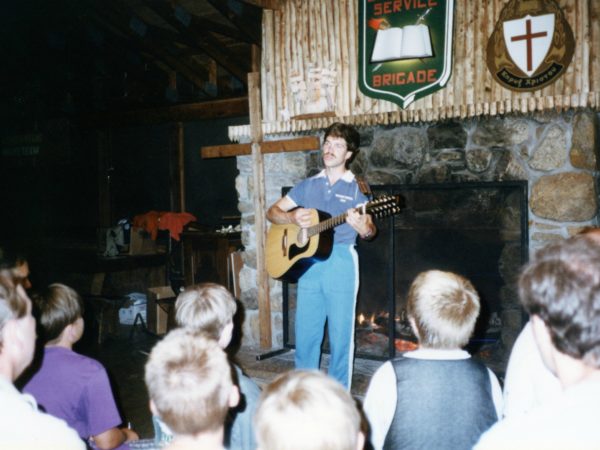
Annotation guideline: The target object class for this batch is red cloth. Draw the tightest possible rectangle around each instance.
[158,212,197,241]
[132,211,163,240]
[132,211,197,241]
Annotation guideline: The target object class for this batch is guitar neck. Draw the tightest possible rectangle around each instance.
[307,210,354,238]
[302,195,402,238]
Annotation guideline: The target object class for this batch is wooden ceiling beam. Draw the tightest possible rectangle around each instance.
[90,4,212,94]
[144,0,252,43]
[79,96,249,127]
[145,1,250,85]
[206,0,262,46]
[238,0,281,10]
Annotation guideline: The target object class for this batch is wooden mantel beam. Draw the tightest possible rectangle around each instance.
[201,136,320,158]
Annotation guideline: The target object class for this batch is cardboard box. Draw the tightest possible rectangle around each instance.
[129,227,157,255]
[146,286,176,335]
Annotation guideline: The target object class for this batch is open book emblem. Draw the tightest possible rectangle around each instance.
[371,24,433,63]
[358,1,454,109]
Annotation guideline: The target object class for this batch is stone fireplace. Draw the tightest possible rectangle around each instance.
[234,111,599,371]
[283,181,528,372]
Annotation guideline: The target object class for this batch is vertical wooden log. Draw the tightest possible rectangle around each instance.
[97,129,112,228]
[249,72,272,349]
[208,60,218,88]
[169,123,185,212]
[177,123,185,212]
[592,0,600,106]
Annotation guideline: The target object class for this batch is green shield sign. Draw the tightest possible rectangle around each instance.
[358,0,455,109]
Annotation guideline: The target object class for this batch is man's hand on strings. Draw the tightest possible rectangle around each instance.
[288,208,313,228]
[346,207,374,238]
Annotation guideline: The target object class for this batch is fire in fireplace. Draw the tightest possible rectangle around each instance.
[283,181,529,373]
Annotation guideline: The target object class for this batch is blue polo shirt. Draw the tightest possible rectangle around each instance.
[286,170,368,244]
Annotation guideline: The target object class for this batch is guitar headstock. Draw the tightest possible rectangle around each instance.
[365,194,404,219]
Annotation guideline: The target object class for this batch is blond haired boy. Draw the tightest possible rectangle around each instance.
[363,270,502,450]
[154,282,260,450]
[145,329,239,450]
[255,370,364,450]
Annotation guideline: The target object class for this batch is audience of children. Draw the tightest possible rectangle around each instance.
[363,270,502,450]
[3,231,600,450]
[144,328,239,450]
[254,370,365,450]
[23,283,139,449]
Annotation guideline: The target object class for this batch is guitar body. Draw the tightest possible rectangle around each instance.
[266,209,333,282]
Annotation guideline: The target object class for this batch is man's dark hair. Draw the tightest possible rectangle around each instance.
[323,122,360,154]
[518,236,600,368]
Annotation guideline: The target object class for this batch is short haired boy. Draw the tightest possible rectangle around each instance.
[0,280,84,449]
[162,282,261,450]
[145,329,239,450]
[254,370,365,450]
[23,283,139,450]
[363,270,502,450]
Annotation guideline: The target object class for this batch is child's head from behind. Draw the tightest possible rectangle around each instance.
[145,329,236,437]
[175,283,237,344]
[255,370,364,450]
[407,270,480,349]
[34,283,83,344]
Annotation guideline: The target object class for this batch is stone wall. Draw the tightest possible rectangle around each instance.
[235,111,599,349]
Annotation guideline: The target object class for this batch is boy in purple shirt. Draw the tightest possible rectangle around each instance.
[24,283,139,450]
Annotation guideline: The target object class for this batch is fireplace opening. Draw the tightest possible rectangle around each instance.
[283,181,529,373]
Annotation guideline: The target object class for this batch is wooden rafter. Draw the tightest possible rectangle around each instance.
[89,4,212,94]
[239,0,281,10]
[145,1,251,85]
[79,96,249,127]
[206,0,261,46]
[146,0,253,43]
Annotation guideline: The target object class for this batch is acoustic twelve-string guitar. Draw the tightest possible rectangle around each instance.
[266,195,403,282]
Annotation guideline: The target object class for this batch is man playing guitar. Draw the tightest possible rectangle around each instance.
[266,122,376,389]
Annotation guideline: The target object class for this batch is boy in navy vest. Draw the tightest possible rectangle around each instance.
[363,270,502,450]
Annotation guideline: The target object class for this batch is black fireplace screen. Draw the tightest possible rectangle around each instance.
[283,181,529,366]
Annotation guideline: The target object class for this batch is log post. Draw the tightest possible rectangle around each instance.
[249,72,272,349]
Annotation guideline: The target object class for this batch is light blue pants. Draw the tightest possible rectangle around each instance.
[295,244,359,389]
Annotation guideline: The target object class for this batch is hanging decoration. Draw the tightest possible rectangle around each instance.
[486,0,575,92]
[358,0,455,109]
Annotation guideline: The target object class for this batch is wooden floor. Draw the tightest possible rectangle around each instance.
[77,323,385,440]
